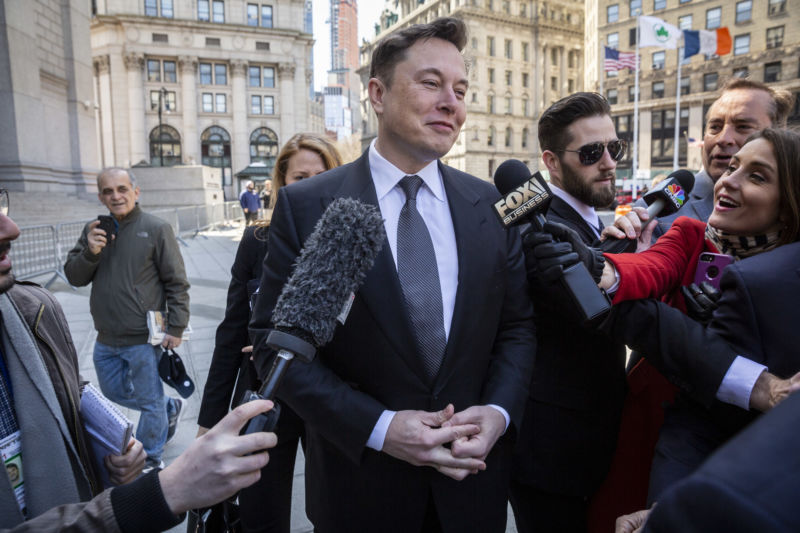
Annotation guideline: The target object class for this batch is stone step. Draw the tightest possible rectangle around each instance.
[11,192,103,228]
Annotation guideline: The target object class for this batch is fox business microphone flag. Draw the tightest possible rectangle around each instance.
[639,15,681,49]
[604,46,638,72]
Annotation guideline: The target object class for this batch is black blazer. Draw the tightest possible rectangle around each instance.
[249,151,536,533]
[198,225,268,428]
[512,196,628,497]
[644,390,800,533]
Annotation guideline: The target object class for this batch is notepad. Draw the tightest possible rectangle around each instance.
[80,382,134,487]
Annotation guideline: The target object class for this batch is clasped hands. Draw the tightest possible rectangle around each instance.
[382,404,505,481]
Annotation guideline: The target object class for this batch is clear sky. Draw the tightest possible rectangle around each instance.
[312,0,385,91]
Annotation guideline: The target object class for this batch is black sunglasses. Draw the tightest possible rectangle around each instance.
[559,140,628,166]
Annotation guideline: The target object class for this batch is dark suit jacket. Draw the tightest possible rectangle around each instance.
[603,240,800,494]
[644,389,800,533]
[513,196,627,497]
[249,151,536,533]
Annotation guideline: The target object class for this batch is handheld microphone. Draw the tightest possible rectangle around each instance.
[600,169,695,254]
[493,159,610,321]
[243,197,386,434]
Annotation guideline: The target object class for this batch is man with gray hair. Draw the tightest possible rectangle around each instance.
[65,167,190,471]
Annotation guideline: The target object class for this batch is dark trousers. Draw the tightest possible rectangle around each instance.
[509,480,588,533]
[245,211,259,225]
[239,402,306,533]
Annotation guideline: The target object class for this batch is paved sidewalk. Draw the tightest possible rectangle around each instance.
[40,221,518,533]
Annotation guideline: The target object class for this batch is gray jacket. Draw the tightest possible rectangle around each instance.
[64,205,190,346]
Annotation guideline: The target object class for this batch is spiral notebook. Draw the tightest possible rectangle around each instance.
[80,383,134,487]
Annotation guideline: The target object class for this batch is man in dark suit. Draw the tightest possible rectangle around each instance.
[509,92,628,533]
[249,17,536,533]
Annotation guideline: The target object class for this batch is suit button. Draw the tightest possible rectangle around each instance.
[433,395,439,401]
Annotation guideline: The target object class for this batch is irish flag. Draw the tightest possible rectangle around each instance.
[683,28,732,59]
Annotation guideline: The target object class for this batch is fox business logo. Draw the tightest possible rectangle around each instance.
[493,178,549,226]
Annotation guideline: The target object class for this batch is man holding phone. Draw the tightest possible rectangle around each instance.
[64,167,190,472]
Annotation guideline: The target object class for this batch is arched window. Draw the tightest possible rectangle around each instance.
[488,125,495,146]
[249,127,279,164]
[522,128,529,149]
[505,126,512,148]
[201,126,231,169]
[149,125,182,166]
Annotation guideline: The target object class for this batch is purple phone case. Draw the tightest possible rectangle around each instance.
[693,252,733,289]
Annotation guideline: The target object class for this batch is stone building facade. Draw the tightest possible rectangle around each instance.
[359,0,585,180]
[587,0,800,180]
[91,0,313,198]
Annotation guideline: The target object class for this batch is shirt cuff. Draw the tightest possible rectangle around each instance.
[486,404,510,434]
[366,410,396,451]
[606,265,621,294]
[716,356,767,410]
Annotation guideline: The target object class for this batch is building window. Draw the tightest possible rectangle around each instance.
[250,95,275,114]
[487,36,495,56]
[505,70,512,86]
[502,0,510,13]
[505,127,512,148]
[607,88,618,105]
[652,51,665,70]
[652,81,665,98]
[250,127,279,164]
[201,126,231,169]
[145,0,157,16]
[522,42,529,61]
[505,96,512,114]
[212,0,224,22]
[248,66,275,87]
[505,39,513,59]
[764,61,782,82]
[488,125,495,146]
[629,0,642,17]
[149,90,176,111]
[263,95,274,114]
[706,7,721,29]
[766,26,784,48]
[522,73,529,87]
[678,14,692,30]
[523,98,530,116]
[651,108,688,166]
[768,0,786,16]
[608,32,619,49]
[736,0,752,23]
[215,93,226,113]
[145,0,172,17]
[704,72,718,91]
[488,68,495,84]
[680,76,690,95]
[247,3,258,25]
[199,62,226,85]
[551,76,557,90]
[733,67,749,78]
[471,37,478,49]
[654,0,666,9]
[149,125,181,166]
[551,48,558,66]
[251,95,260,114]
[487,95,495,113]
[607,4,619,23]
[568,79,574,92]
[488,159,495,179]
[733,34,750,55]
[522,128,529,148]
[202,93,213,112]
[146,59,176,83]
[628,85,636,102]
[198,0,224,22]
[629,27,637,47]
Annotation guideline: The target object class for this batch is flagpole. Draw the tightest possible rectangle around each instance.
[673,51,681,171]
[633,18,640,181]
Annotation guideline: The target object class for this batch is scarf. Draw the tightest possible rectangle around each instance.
[705,223,782,260]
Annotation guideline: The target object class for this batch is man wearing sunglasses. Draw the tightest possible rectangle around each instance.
[509,92,629,533]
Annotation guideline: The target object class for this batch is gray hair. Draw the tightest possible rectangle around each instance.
[96,167,137,189]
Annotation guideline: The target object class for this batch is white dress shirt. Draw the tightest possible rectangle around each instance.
[364,140,509,450]
[549,184,603,239]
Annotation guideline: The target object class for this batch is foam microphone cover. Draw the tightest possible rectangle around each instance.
[495,159,534,195]
[271,197,386,347]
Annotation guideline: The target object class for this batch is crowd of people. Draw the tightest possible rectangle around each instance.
[1,14,799,533]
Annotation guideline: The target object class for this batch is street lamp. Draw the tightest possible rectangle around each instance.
[157,87,168,166]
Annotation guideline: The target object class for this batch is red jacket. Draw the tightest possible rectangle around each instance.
[605,216,718,313]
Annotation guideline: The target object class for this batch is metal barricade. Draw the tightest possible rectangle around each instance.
[14,225,64,287]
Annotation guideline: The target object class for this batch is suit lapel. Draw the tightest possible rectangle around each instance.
[324,153,426,383]
[433,164,486,390]
[548,196,598,243]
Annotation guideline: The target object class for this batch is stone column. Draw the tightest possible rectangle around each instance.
[178,56,198,164]
[94,55,115,167]
[278,63,296,144]
[559,46,566,97]
[542,45,549,109]
[231,60,249,175]
[124,53,146,166]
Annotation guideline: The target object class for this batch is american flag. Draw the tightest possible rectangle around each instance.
[604,46,638,72]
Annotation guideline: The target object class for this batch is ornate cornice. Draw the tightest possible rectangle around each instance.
[278,63,296,80]
[123,52,144,71]
[178,55,198,73]
[93,55,110,75]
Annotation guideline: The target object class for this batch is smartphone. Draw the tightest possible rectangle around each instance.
[693,252,733,289]
[96,215,116,237]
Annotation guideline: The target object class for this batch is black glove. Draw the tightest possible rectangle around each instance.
[681,281,721,324]
[522,230,579,283]
[542,221,606,283]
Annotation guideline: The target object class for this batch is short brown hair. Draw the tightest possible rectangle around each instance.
[746,128,800,245]
[718,78,795,127]
[537,92,612,153]
[269,133,343,209]
[369,17,467,87]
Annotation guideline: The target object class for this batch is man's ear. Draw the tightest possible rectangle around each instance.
[542,150,561,181]
[368,78,386,116]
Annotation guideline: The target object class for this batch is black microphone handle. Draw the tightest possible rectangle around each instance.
[645,197,666,220]
[243,349,295,435]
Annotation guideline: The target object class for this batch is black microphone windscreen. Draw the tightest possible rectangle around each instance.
[668,169,695,195]
[271,198,386,347]
[494,159,532,195]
